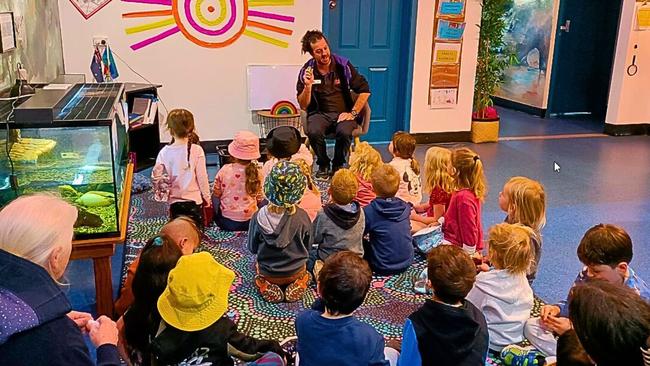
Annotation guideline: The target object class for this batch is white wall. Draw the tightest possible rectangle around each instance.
[409,0,481,133]
[57,1,321,141]
[606,0,650,125]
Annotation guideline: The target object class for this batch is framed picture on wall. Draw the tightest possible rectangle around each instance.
[0,12,16,53]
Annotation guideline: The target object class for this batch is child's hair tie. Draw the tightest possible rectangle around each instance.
[153,236,164,247]
[473,155,480,162]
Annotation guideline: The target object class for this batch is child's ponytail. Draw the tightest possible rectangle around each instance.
[244,161,261,196]
[410,157,420,175]
[452,148,487,201]
[186,131,200,168]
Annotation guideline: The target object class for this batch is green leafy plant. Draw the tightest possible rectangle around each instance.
[473,0,511,119]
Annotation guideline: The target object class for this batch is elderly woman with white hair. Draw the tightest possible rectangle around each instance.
[0,194,120,365]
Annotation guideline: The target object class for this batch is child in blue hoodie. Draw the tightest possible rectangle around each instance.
[363,164,414,275]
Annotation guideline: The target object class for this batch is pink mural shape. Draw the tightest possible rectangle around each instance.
[121,0,295,51]
[69,0,113,20]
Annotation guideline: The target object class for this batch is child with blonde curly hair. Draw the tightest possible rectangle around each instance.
[443,147,487,254]
[466,223,535,352]
[499,176,546,283]
[295,158,322,222]
[411,146,455,233]
[349,142,383,207]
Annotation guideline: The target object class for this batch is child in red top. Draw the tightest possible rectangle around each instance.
[442,147,487,254]
[411,146,454,233]
[349,142,382,207]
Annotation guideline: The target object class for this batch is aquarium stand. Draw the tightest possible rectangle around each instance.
[70,162,134,317]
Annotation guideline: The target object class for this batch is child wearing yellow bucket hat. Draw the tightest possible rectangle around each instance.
[151,252,286,365]
[248,161,312,303]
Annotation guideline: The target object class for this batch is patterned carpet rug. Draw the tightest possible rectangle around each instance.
[122,185,543,365]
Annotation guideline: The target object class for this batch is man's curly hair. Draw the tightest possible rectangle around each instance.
[301,30,327,55]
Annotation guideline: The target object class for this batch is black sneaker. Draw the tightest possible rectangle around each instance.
[315,165,330,179]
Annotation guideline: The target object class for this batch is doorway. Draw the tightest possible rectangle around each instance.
[322,0,417,143]
[547,0,623,122]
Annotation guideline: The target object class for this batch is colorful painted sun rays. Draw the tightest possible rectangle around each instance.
[122,0,295,51]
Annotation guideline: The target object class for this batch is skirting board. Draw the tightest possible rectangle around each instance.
[412,131,471,144]
[604,123,649,136]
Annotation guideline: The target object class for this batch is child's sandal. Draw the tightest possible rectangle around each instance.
[285,272,311,303]
[255,275,284,303]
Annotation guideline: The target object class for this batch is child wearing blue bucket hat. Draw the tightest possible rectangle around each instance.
[248,161,312,303]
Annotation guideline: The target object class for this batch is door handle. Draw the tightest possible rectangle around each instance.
[329,0,337,9]
[560,20,571,33]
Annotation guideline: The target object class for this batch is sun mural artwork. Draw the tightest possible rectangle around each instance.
[121,0,295,51]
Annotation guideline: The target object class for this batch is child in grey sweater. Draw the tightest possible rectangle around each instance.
[310,169,365,276]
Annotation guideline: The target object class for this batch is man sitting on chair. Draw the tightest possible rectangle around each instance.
[297,30,371,178]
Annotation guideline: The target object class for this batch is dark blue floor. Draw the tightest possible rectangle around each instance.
[497,106,605,137]
[66,135,650,315]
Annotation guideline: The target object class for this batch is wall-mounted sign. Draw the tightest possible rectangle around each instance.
[0,12,16,53]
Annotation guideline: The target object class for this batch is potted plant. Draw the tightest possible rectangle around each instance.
[471,0,510,143]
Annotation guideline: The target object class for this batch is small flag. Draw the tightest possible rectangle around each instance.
[102,45,119,81]
[102,45,120,80]
[90,46,104,82]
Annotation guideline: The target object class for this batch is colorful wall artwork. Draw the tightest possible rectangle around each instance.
[429,0,465,108]
[122,0,295,51]
[495,0,555,108]
[69,0,113,20]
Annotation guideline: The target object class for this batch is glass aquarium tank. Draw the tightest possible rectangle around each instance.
[0,83,128,239]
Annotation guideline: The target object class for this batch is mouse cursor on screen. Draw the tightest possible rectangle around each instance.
[554,162,561,173]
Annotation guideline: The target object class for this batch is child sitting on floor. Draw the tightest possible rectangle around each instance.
[151,252,286,365]
[118,234,182,365]
[499,176,546,284]
[388,131,422,206]
[153,109,211,229]
[398,245,488,366]
[410,146,454,233]
[524,224,650,358]
[466,223,534,353]
[296,251,399,366]
[443,147,487,255]
[262,126,313,181]
[294,158,322,222]
[115,216,200,317]
[248,161,312,303]
[310,168,365,277]
[213,130,263,231]
[349,142,383,207]
[363,164,414,275]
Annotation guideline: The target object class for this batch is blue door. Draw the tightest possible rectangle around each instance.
[324,0,411,142]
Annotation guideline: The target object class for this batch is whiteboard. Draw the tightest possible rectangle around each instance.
[247,64,302,111]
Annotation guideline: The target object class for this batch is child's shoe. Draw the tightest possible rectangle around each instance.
[313,260,324,279]
[413,267,431,294]
[255,275,284,303]
[285,271,311,302]
[500,345,543,366]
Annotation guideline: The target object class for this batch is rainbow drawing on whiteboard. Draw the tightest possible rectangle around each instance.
[121,0,295,51]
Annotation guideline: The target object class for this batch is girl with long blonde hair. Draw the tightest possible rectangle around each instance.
[410,146,455,233]
[499,176,546,283]
[349,142,383,207]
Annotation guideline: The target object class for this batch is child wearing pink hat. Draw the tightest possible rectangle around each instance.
[213,130,263,231]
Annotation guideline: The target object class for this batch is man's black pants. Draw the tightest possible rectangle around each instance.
[306,112,358,169]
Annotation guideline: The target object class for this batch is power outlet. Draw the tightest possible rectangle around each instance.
[92,36,109,47]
